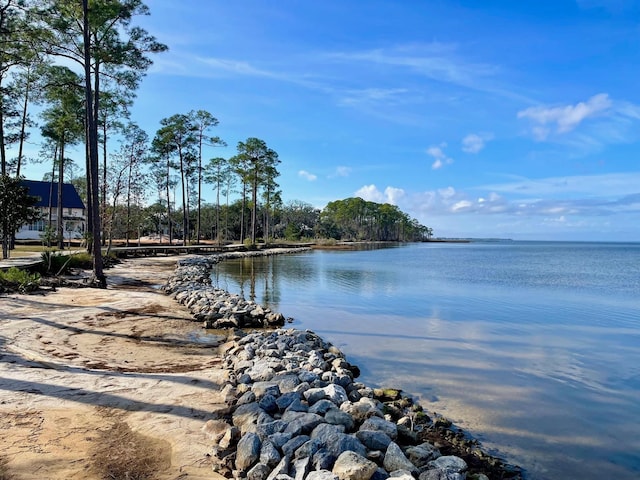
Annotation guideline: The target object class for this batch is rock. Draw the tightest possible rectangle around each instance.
[260,440,282,468]
[248,463,272,480]
[219,426,241,450]
[282,435,311,457]
[237,432,262,471]
[388,470,414,480]
[269,432,294,449]
[266,455,291,480]
[259,394,279,414]
[307,470,339,480]
[276,392,301,410]
[383,442,418,475]
[419,472,464,480]
[356,430,393,451]
[202,419,231,442]
[426,456,467,474]
[284,412,324,436]
[309,399,339,415]
[325,408,356,430]
[313,448,337,471]
[360,416,398,440]
[332,451,378,480]
[341,398,382,422]
[233,402,263,434]
[304,384,349,407]
[292,456,311,480]
[405,443,440,467]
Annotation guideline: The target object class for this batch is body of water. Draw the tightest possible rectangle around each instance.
[211,241,640,480]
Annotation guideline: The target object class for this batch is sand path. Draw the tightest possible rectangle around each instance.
[0,256,229,479]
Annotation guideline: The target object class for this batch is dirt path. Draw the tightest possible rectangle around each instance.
[0,257,230,480]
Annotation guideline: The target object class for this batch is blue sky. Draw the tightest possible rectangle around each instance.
[20,0,640,240]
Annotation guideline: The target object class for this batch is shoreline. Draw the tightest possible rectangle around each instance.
[0,250,522,479]
[164,248,523,479]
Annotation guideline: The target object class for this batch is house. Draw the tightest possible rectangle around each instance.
[16,180,86,241]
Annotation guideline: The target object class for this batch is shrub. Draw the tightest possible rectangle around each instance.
[0,267,41,293]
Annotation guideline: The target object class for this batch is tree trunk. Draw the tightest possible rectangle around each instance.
[83,0,106,288]
[57,136,65,249]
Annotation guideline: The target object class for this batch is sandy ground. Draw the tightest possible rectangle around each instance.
[0,256,230,480]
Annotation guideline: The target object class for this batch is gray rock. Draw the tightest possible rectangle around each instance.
[356,430,393,451]
[405,443,441,467]
[277,374,301,393]
[284,412,324,436]
[259,394,279,414]
[260,440,282,468]
[426,456,467,474]
[266,455,291,480]
[238,390,257,405]
[282,435,311,457]
[269,432,293,449]
[360,416,398,440]
[371,467,390,480]
[294,438,322,459]
[332,451,378,480]
[388,470,415,480]
[276,392,301,410]
[304,384,349,407]
[313,448,337,471]
[247,463,272,480]
[285,397,309,413]
[253,382,281,399]
[325,408,356,430]
[341,398,382,422]
[311,423,346,443]
[299,370,319,383]
[236,432,262,471]
[383,442,418,475]
[419,471,464,480]
[309,399,338,415]
[307,470,339,480]
[219,426,241,450]
[256,420,287,440]
[233,402,263,433]
[292,456,311,480]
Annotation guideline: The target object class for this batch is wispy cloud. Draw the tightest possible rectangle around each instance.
[337,88,410,107]
[298,170,317,181]
[427,143,454,170]
[329,166,352,178]
[518,94,612,140]
[462,133,493,153]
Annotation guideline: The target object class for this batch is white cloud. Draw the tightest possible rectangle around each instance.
[517,93,612,137]
[338,88,409,107]
[333,166,352,177]
[354,185,406,205]
[462,133,493,153]
[298,170,317,181]
[427,143,454,170]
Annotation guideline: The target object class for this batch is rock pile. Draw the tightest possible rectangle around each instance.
[162,249,308,329]
[204,328,476,480]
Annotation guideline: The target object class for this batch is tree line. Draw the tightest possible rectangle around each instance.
[0,0,433,278]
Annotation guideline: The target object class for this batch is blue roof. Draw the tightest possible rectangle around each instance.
[21,180,85,209]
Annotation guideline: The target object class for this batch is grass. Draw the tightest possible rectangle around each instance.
[90,421,171,480]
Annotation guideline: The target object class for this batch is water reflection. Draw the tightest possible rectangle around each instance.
[210,244,640,480]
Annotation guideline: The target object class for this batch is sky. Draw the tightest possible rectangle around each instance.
[18,0,640,241]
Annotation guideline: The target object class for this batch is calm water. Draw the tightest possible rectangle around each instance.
[211,242,640,480]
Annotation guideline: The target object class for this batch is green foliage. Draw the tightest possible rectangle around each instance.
[0,267,41,293]
[0,175,42,259]
[319,197,431,242]
[40,250,94,275]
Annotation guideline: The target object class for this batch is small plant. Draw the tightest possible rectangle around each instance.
[0,267,41,293]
